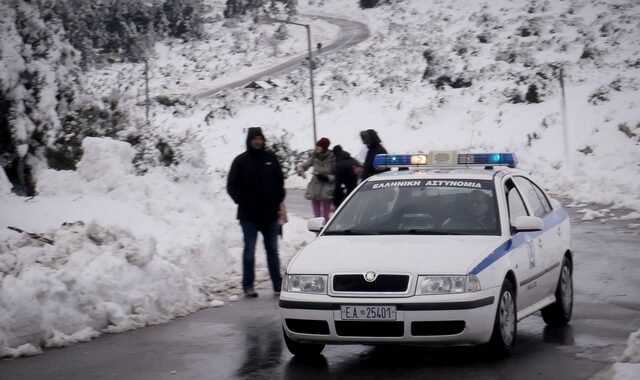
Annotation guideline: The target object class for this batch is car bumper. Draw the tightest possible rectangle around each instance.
[280,288,500,346]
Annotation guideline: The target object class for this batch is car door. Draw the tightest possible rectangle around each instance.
[513,176,559,301]
[503,177,539,312]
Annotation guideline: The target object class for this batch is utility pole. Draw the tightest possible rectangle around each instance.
[559,67,570,168]
[306,24,318,144]
[144,58,150,126]
[256,16,318,146]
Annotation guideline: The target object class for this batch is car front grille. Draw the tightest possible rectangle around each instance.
[332,274,410,293]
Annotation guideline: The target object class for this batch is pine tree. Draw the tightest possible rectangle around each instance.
[0,0,80,195]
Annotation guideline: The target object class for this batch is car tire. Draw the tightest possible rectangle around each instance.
[487,279,517,356]
[541,257,573,326]
[283,328,325,357]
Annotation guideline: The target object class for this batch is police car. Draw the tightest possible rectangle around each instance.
[280,151,573,357]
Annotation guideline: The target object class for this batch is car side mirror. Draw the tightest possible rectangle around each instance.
[512,216,544,232]
[307,217,326,233]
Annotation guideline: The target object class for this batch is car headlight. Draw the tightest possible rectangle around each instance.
[416,275,481,294]
[283,275,327,294]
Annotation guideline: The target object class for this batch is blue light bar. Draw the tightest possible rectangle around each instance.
[458,153,517,168]
[373,152,518,170]
[374,154,424,169]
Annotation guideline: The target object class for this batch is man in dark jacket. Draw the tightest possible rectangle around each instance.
[227,127,285,297]
[332,145,361,208]
[362,129,388,180]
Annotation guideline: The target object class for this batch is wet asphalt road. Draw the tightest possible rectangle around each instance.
[1,190,639,380]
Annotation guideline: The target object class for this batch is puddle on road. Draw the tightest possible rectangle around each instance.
[557,344,626,364]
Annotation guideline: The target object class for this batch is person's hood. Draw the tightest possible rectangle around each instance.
[246,127,265,151]
[366,129,382,147]
[333,145,352,161]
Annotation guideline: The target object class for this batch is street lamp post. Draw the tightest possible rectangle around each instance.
[256,16,318,145]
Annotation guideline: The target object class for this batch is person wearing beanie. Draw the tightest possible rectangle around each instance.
[227,127,285,298]
[297,137,335,221]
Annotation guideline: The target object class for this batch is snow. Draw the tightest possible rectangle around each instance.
[1,0,640,358]
[0,170,12,196]
[0,137,315,357]
[613,329,640,379]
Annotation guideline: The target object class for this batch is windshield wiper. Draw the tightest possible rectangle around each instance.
[377,229,471,235]
[323,229,379,235]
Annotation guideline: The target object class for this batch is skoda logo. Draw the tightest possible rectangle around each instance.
[364,271,378,282]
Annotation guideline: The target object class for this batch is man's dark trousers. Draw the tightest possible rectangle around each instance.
[240,219,282,292]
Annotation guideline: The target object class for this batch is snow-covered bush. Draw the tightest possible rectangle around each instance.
[266,131,311,179]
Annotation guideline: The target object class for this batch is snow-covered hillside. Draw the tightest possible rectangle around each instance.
[1,0,639,362]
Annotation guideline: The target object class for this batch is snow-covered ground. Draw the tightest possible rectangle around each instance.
[1,0,639,369]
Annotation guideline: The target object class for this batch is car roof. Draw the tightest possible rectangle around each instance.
[365,167,525,182]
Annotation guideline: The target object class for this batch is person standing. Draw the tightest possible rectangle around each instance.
[331,145,361,208]
[362,129,388,180]
[355,130,369,164]
[298,137,335,221]
[227,127,285,298]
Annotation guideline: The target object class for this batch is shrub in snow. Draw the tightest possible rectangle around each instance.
[47,100,130,171]
[359,0,380,9]
[525,84,542,103]
[224,0,297,19]
[588,86,610,105]
[580,45,599,60]
[266,131,310,179]
[477,31,492,44]
[434,76,473,90]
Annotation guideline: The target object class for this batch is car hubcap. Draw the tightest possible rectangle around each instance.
[560,265,573,311]
[500,291,515,345]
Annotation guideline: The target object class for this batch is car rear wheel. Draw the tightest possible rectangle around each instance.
[487,279,517,356]
[541,257,573,326]
[283,328,325,357]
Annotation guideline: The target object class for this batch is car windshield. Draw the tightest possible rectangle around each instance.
[324,178,500,236]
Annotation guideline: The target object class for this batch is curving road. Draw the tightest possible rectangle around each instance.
[196,15,370,98]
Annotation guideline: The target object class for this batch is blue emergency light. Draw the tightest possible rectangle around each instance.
[458,153,517,168]
[373,152,517,169]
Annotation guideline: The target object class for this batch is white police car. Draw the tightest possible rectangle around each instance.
[280,151,572,357]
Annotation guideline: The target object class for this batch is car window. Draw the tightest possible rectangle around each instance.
[324,178,500,236]
[531,182,552,214]
[513,176,548,218]
[505,179,528,226]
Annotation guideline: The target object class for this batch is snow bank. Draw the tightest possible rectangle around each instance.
[0,170,12,196]
[0,137,314,357]
[613,329,640,379]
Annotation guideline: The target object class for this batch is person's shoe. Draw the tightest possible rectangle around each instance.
[273,291,281,297]
[244,288,258,298]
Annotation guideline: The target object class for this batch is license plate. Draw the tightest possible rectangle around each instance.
[340,305,397,321]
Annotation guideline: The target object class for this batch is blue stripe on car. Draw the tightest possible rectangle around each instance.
[469,208,568,275]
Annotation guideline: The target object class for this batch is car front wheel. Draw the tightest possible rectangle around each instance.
[283,328,325,357]
[487,279,517,356]
[541,256,573,326]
